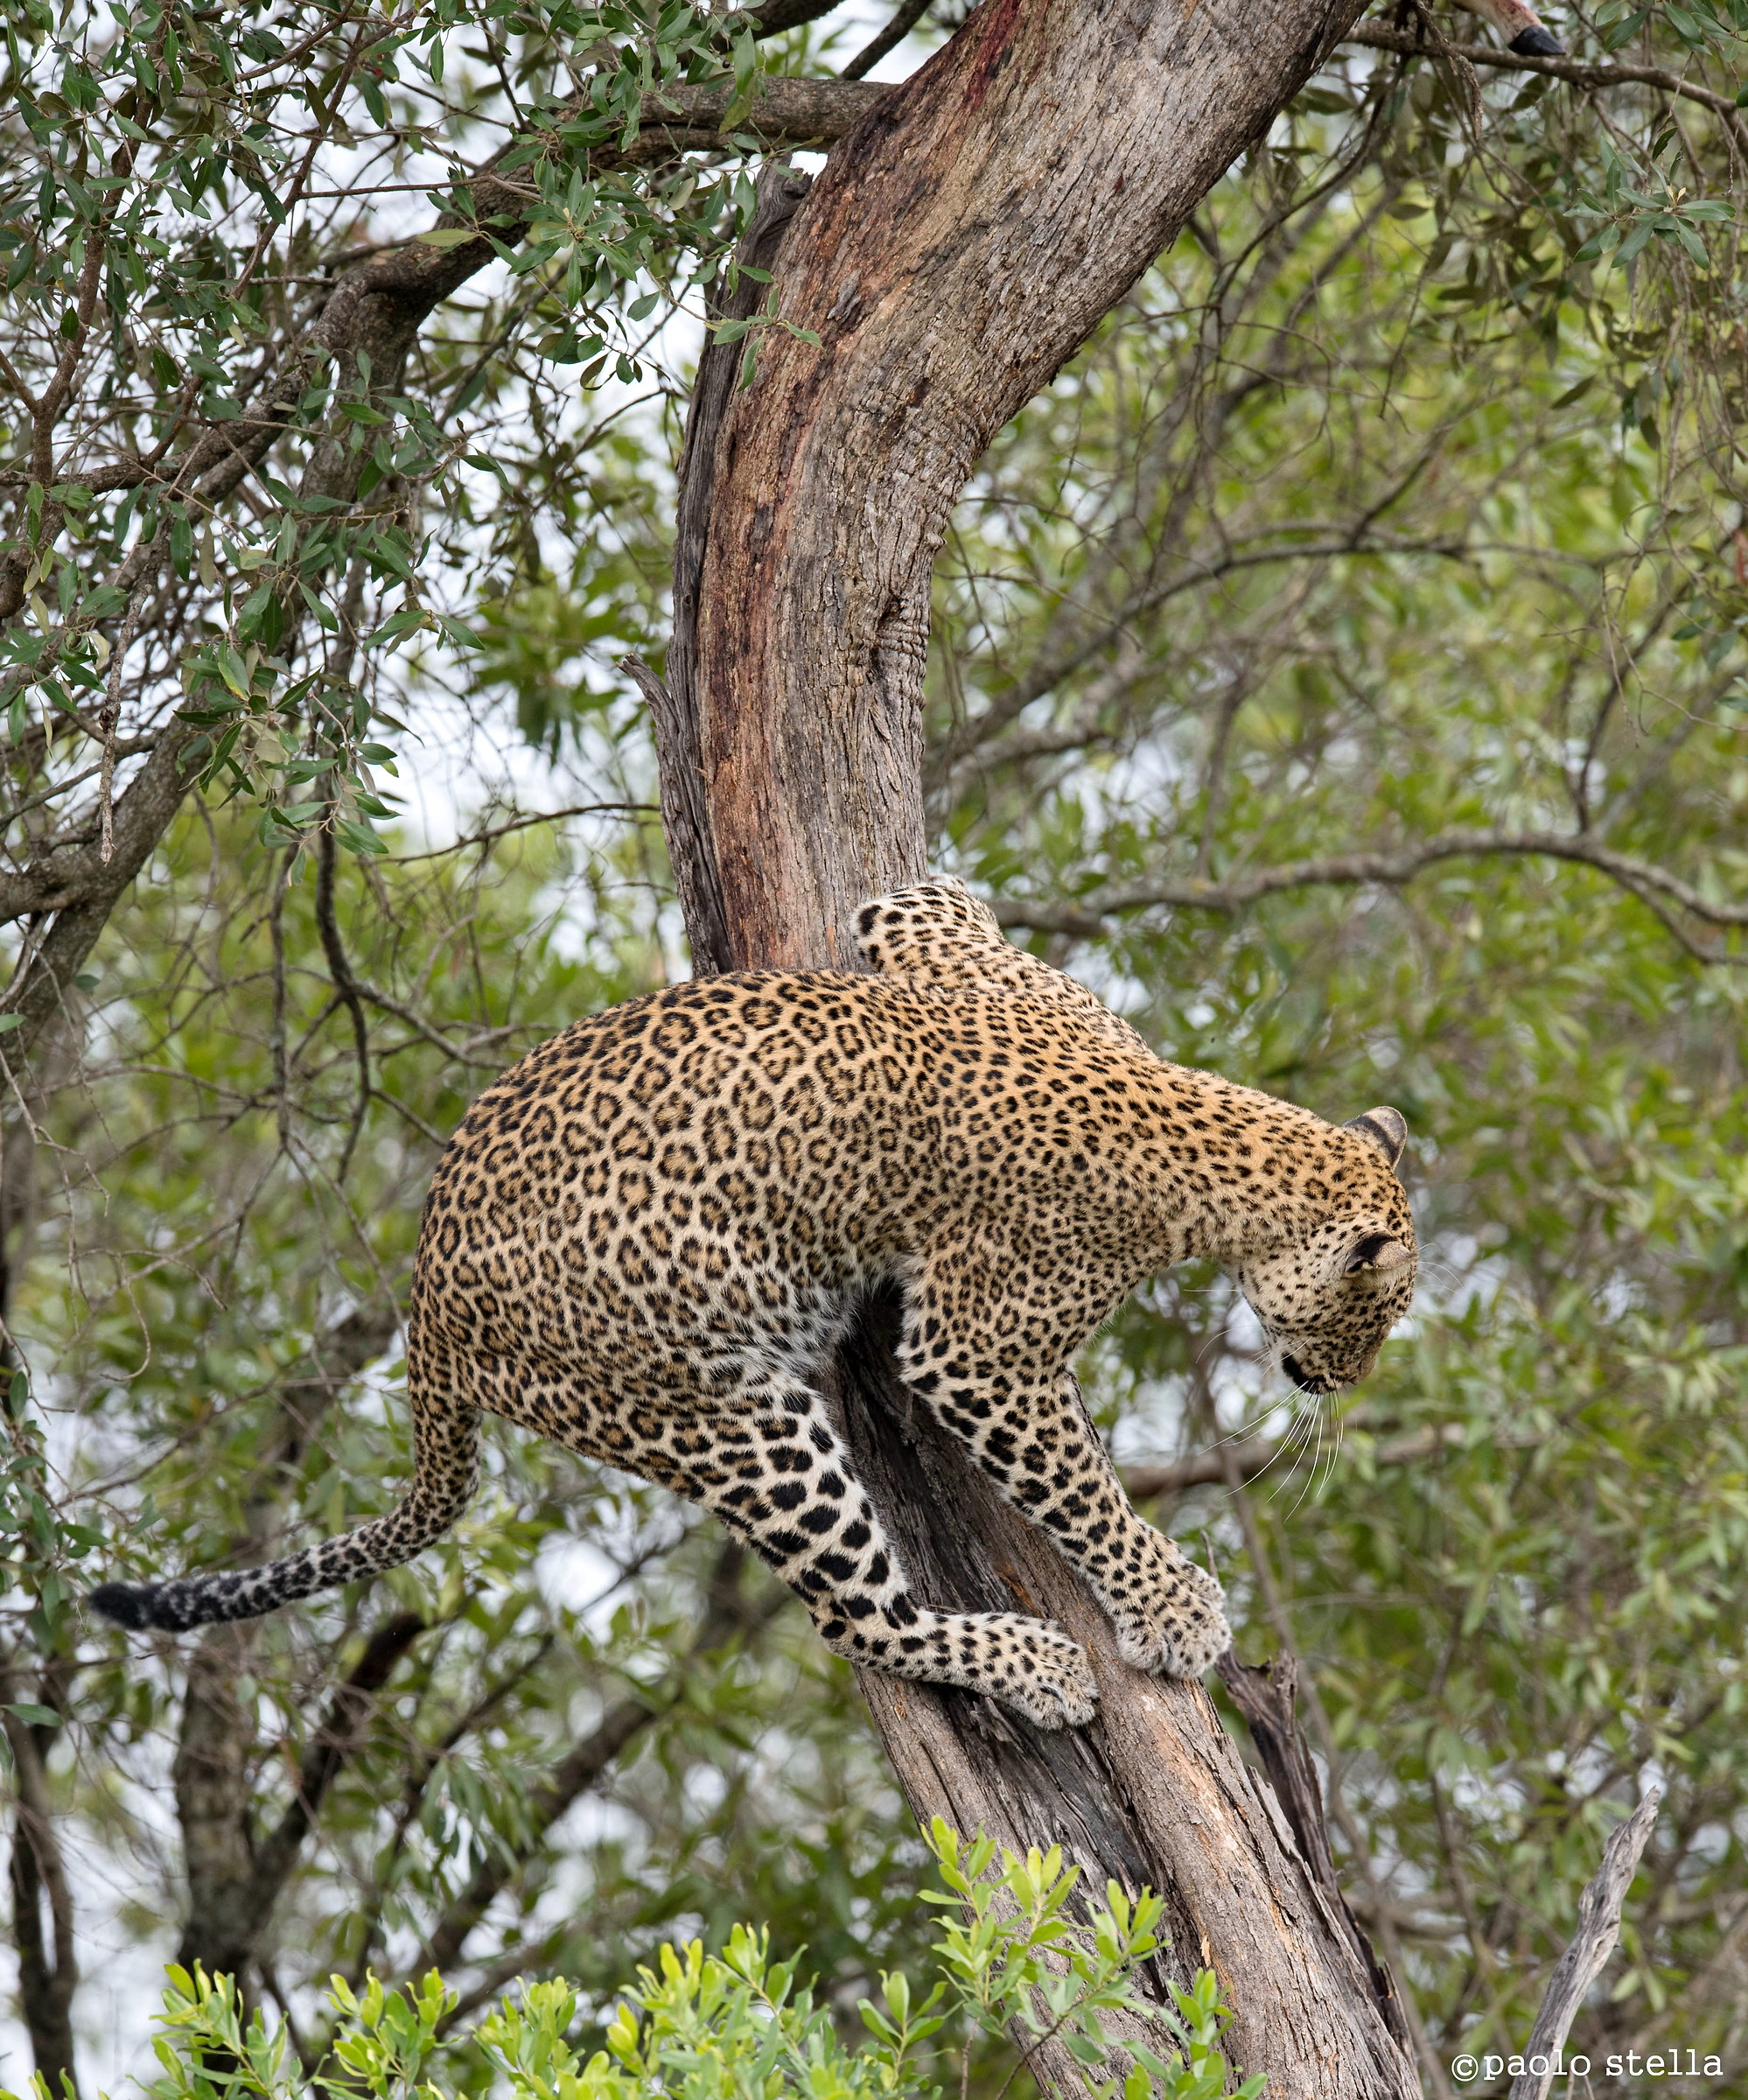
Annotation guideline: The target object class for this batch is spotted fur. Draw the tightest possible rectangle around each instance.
[91,880,1416,1729]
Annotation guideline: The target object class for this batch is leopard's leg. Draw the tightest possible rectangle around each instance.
[661,1371,1099,1731]
[898,1267,1229,1679]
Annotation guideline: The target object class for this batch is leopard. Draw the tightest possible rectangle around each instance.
[91,878,1417,1730]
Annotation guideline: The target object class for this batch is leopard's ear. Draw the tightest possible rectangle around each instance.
[1345,1105,1408,1170]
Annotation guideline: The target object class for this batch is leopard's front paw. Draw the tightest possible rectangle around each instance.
[1115,1559,1230,1679]
[986,1617,1101,1730]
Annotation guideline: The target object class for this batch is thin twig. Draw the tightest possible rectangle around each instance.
[267,849,298,1153]
[371,1086,446,1147]
[1122,1420,1544,1501]
[315,813,371,1181]
[841,0,932,80]
[385,802,655,863]
[350,979,512,1069]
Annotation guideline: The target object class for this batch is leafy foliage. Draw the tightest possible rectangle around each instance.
[5,1828,1261,2100]
[0,0,770,854]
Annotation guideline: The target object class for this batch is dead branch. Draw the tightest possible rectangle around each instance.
[1214,1652,1410,2056]
[1506,1787,1662,2100]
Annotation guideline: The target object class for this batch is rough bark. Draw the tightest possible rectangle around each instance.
[662,3,1421,2093]
[646,160,820,977]
[1213,1651,1411,2055]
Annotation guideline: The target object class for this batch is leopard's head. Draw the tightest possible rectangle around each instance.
[1234,1108,1418,1396]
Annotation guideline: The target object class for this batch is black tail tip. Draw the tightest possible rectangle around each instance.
[89,1581,163,1630]
[1508,26,1564,55]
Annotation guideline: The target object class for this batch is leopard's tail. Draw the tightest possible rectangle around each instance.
[89,1334,479,1634]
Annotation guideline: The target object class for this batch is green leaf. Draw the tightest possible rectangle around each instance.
[367,606,430,647]
[333,816,387,856]
[1615,219,1656,265]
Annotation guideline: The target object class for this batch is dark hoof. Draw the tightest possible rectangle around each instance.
[1508,26,1564,55]
[89,1581,158,1629]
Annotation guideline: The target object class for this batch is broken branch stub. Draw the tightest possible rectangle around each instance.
[1506,1788,1662,2100]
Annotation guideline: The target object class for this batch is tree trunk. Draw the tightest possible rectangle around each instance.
[654,3,1423,2093]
